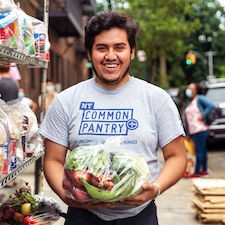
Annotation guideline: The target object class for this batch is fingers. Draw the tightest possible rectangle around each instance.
[65,182,157,208]
[142,182,155,191]
[120,182,158,206]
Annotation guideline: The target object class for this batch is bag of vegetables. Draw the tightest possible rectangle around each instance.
[63,138,150,203]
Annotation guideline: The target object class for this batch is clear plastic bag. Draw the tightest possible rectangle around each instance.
[0,182,63,225]
[63,137,150,203]
[0,0,19,49]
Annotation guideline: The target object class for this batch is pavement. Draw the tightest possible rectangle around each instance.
[1,148,225,225]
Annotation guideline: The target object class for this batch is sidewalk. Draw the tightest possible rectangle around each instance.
[2,149,225,225]
[157,149,225,225]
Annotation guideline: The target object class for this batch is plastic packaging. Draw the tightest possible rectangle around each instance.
[63,137,150,203]
[0,0,50,59]
[0,0,19,49]
[16,8,35,55]
[32,17,50,60]
[0,99,42,166]
[0,182,63,224]
[0,103,10,176]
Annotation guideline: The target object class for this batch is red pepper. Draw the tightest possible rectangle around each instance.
[23,215,36,225]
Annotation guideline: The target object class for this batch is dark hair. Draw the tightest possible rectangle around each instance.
[195,82,205,95]
[84,11,140,53]
[0,65,10,73]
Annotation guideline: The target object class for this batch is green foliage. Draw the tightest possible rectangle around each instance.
[96,0,225,87]
[183,0,225,81]
[113,0,200,86]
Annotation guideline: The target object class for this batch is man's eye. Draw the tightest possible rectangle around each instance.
[115,45,125,51]
[97,46,107,51]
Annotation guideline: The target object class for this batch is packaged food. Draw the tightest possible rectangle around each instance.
[0,145,4,176]
[63,137,150,203]
[15,9,35,55]
[1,143,9,175]
[0,113,9,176]
[31,17,50,61]
[0,10,19,49]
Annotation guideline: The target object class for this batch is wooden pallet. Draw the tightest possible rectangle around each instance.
[192,179,225,223]
[192,179,225,195]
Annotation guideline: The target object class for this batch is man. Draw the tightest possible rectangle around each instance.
[0,64,19,102]
[40,11,187,225]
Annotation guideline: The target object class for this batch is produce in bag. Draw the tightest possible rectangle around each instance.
[0,182,64,225]
[63,138,150,203]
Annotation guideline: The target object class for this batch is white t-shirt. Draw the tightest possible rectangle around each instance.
[39,76,184,220]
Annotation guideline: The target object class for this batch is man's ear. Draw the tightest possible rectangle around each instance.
[87,52,91,61]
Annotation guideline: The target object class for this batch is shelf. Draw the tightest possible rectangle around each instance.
[0,151,45,188]
[0,45,48,68]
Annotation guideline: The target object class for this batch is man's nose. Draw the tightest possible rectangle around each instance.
[105,50,117,60]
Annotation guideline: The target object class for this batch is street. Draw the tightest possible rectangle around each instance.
[157,144,225,225]
[1,143,225,225]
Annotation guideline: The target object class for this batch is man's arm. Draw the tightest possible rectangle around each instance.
[43,139,68,202]
[153,135,187,194]
[121,135,187,205]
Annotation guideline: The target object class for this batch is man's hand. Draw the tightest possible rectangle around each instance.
[118,182,159,206]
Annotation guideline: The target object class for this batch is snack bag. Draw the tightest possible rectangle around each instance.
[0,122,8,176]
[32,17,50,61]
[16,8,35,55]
[0,0,19,49]
[63,137,150,203]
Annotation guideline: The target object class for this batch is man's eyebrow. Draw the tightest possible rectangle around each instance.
[95,43,127,47]
[95,43,107,47]
[115,43,126,46]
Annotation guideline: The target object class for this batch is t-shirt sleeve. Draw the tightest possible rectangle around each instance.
[39,96,69,148]
[156,96,185,148]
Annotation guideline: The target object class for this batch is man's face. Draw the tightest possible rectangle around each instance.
[88,28,135,89]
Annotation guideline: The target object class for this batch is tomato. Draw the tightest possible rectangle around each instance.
[13,212,24,222]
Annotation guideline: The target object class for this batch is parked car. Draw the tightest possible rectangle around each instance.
[200,78,225,142]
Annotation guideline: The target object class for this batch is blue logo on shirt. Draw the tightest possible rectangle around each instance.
[79,102,138,136]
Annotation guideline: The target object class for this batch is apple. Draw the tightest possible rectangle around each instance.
[21,203,32,216]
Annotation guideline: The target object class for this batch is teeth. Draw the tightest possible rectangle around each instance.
[106,65,116,68]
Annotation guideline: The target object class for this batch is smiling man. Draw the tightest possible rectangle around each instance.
[89,28,134,88]
[40,11,187,225]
